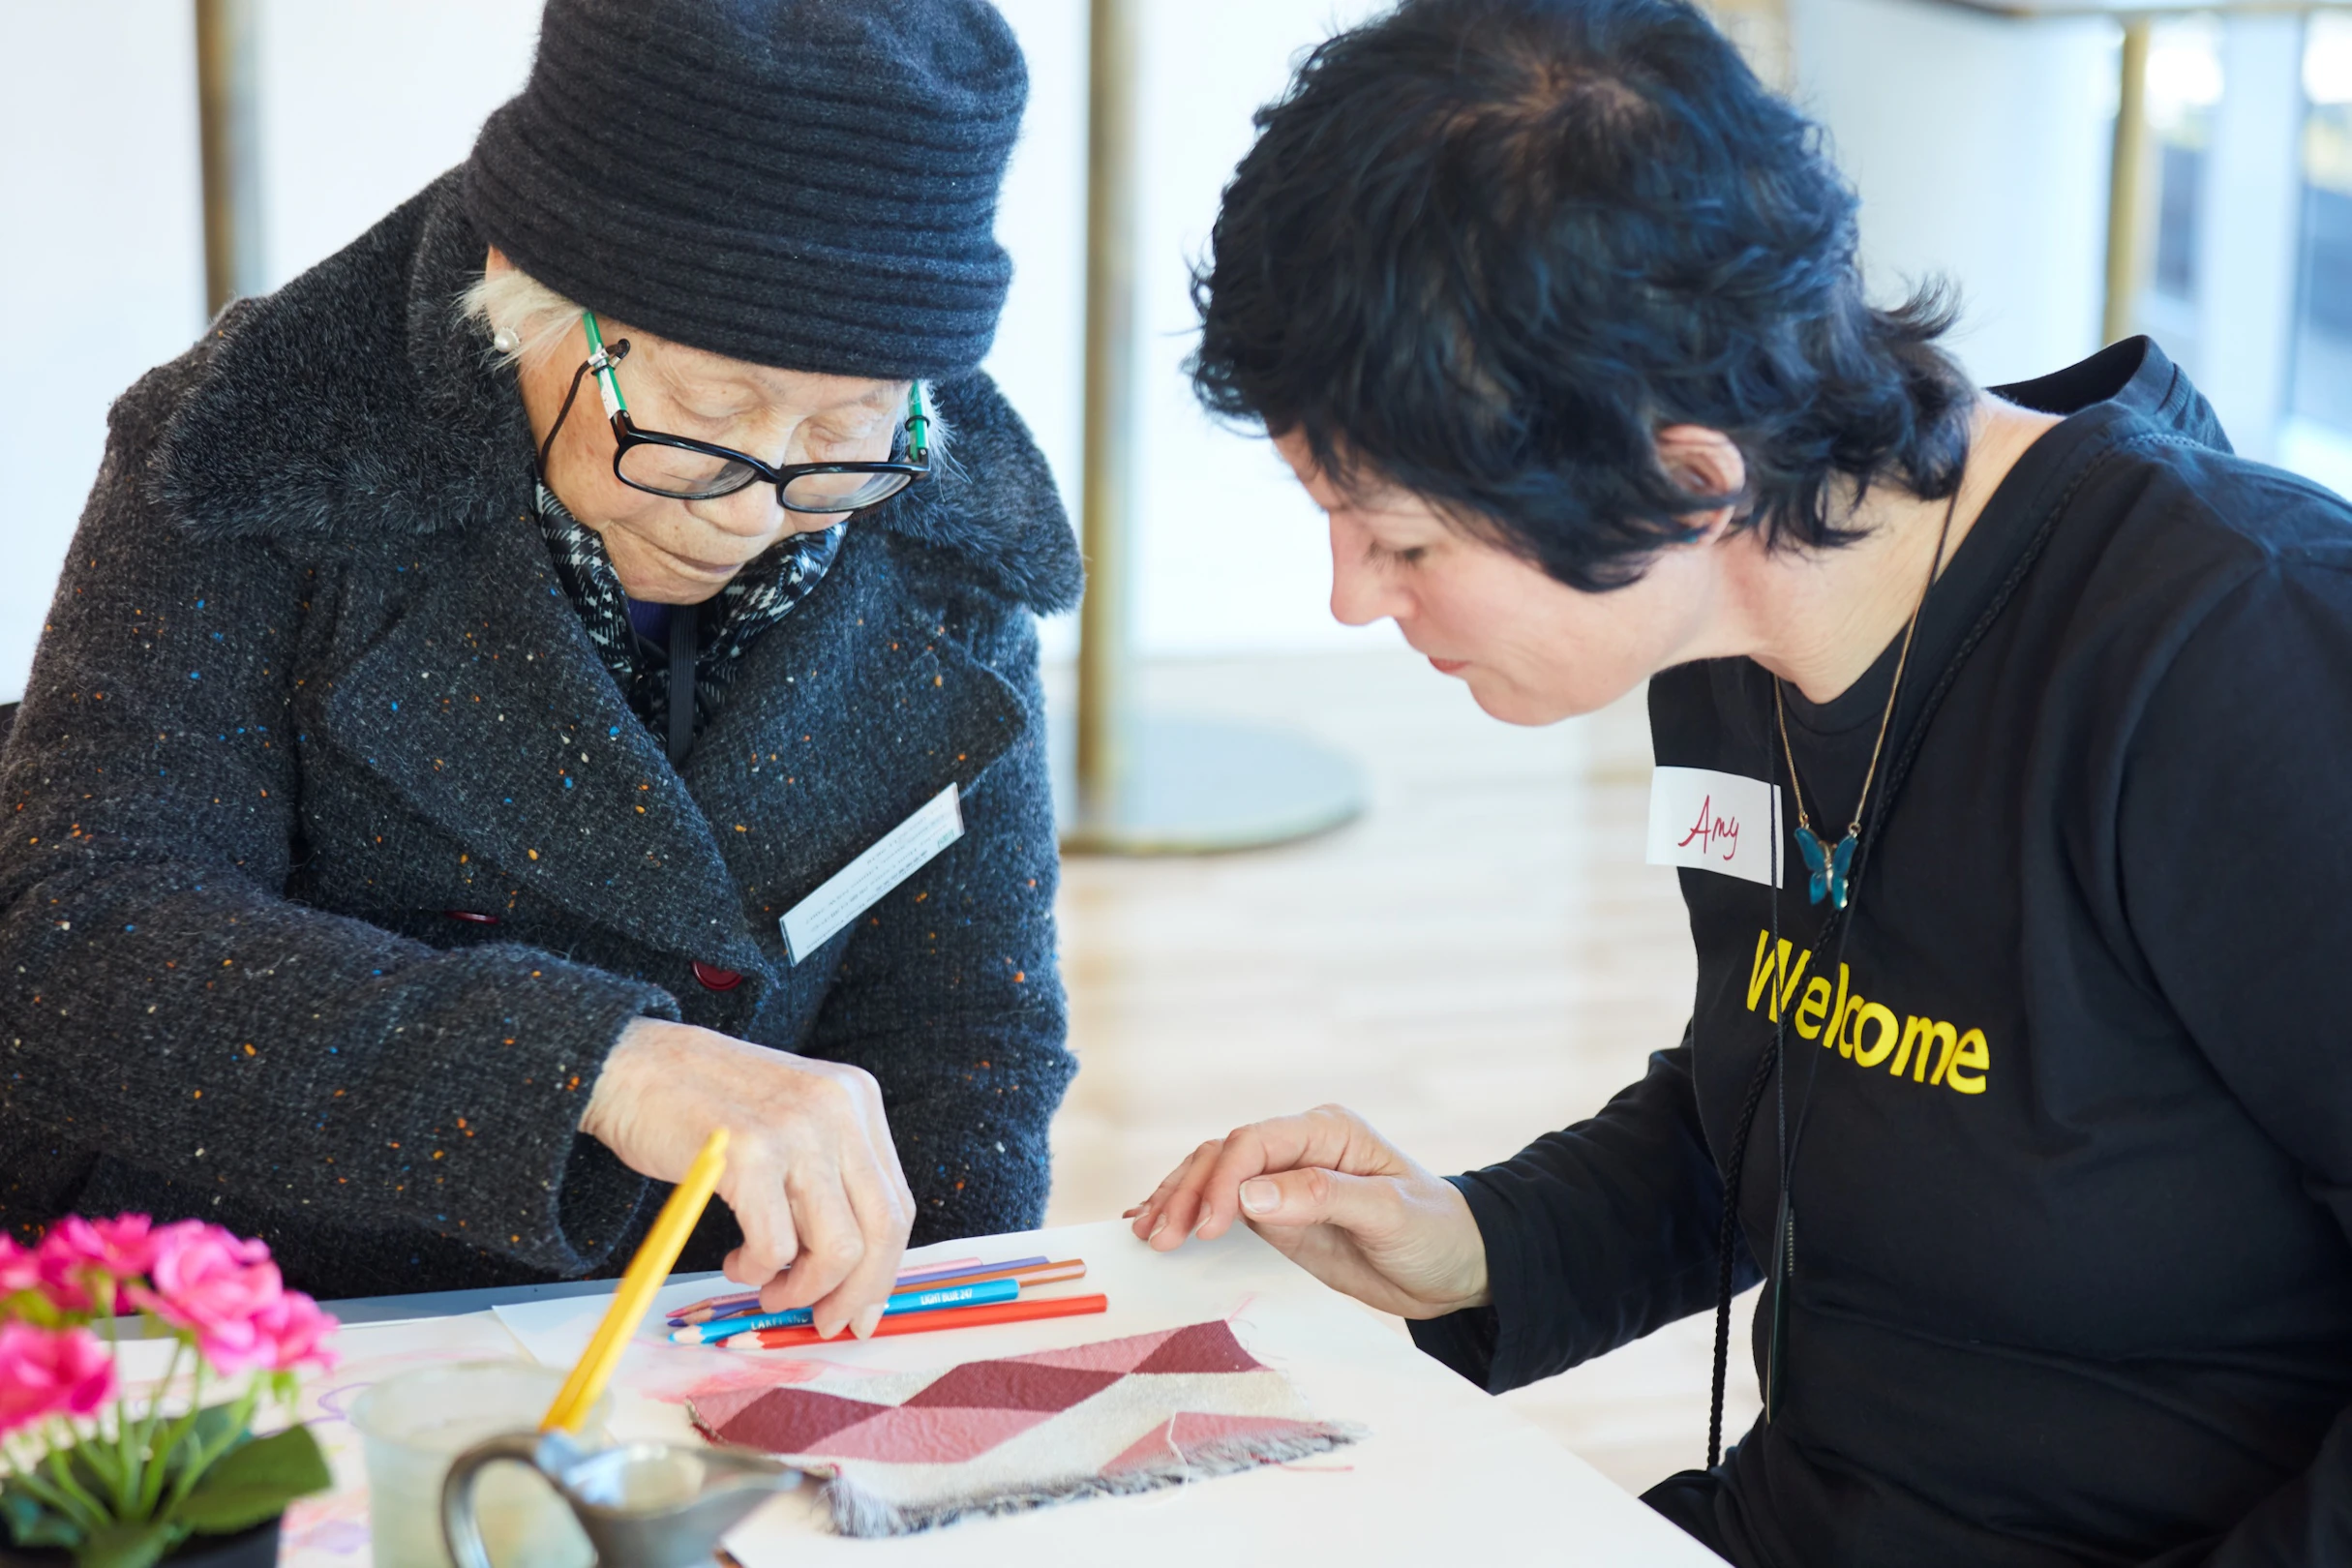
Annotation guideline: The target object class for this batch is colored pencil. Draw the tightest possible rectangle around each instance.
[667,1256,983,1324]
[543,1127,730,1433]
[670,1276,1019,1344]
[674,1255,1045,1328]
[893,1254,1051,1291]
[899,1258,1086,1293]
[719,1291,1109,1349]
[670,1260,1084,1336]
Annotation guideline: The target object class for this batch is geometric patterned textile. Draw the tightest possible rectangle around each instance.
[535,481,844,746]
[687,1320,1364,1536]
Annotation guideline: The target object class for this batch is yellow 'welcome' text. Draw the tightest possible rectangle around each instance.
[1746,930,1988,1095]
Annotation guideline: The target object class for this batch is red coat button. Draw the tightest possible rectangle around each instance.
[444,910,500,925]
[692,961,742,992]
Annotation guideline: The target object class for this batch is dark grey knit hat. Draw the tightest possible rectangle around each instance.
[463,0,1026,380]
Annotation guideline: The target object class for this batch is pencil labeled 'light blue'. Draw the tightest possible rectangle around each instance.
[667,1276,1020,1343]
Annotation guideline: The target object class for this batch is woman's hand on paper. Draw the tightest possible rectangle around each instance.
[583,1018,916,1339]
[1126,1104,1490,1319]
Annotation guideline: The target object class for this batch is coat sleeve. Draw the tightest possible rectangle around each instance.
[2116,555,2352,1568]
[800,597,1073,1245]
[0,356,674,1276]
[1409,1034,1759,1393]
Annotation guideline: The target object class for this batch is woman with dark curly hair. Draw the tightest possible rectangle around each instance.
[1134,1,2352,1563]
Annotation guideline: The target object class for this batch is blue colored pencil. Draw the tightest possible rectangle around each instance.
[667,1276,1021,1344]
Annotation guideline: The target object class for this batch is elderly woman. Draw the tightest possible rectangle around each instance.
[1134,1,2352,1564]
[0,0,1078,1340]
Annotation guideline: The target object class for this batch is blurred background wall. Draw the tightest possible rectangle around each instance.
[4,0,2346,704]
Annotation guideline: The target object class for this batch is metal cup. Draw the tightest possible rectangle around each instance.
[442,1428,803,1568]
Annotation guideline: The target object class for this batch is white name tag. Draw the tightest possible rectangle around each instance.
[1645,766,1783,889]
[781,783,965,963]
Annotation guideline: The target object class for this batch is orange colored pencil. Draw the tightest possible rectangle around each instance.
[721,1292,1108,1349]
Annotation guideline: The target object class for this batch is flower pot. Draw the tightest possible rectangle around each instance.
[0,1518,280,1568]
[168,1521,281,1568]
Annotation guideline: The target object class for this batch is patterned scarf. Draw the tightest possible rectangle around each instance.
[535,482,844,748]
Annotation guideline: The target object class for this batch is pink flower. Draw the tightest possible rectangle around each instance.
[251,1290,338,1372]
[45,1215,159,1281]
[0,1323,114,1437]
[127,1221,286,1373]
[0,1236,43,1298]
[37,1215,159,1314]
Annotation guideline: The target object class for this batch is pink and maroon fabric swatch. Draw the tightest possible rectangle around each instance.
[686,1319,1361,1535]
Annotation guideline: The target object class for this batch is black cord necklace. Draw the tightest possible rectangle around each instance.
[1704,490,1959,1467]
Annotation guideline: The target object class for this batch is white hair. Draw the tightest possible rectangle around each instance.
[460,263,950,458]
[460,264,588,368]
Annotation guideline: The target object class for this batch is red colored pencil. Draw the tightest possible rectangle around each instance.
[720,1292,1108,1349]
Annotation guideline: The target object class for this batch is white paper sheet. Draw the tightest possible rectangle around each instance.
[491,1220,1728,1565]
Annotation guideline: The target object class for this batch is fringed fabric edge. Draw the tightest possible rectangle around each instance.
[823,1422,1371,1539]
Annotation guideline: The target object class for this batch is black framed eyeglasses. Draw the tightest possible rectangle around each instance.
[536,311,931,514]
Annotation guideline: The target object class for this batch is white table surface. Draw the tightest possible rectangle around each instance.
[260,1219,1724,1566]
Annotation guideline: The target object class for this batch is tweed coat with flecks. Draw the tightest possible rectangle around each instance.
[0,173,1083,1301]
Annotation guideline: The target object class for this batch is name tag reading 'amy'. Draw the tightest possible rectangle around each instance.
[1644,766,1783,889]
[781,783,965,963]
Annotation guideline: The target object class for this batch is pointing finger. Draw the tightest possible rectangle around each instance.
[1148,1140,1232,1250]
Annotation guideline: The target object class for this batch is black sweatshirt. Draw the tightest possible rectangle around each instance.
[1409,340,2352,1568]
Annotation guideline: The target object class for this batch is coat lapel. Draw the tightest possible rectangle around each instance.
[682,535,1028,963]
[317,506,767,978]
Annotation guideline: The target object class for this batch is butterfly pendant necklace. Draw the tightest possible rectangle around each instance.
[1771,504,1948,910]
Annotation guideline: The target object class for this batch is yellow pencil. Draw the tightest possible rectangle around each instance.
[541,1127,731,1433]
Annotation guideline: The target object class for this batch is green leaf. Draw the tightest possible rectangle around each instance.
[163,1405,249,1477]
[187,1404,248,1454]
[169,1427,330,1537]
[2,1479,84,1549]
[74,1518,186,1568]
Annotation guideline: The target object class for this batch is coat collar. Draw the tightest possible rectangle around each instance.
[152,169,1082,616]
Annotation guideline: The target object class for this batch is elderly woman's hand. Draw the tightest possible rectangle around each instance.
[582,1019,917,1339]
[1125,1105,1492,1320]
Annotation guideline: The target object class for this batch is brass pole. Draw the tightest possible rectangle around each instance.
[2102,16,2154,347]
[1057,0,1364,855]
[195,0,265,317]
[1074,0,1139,828]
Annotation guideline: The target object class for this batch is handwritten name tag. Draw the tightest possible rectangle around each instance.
[1645,766,1783,889]
[781,783,965,963]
